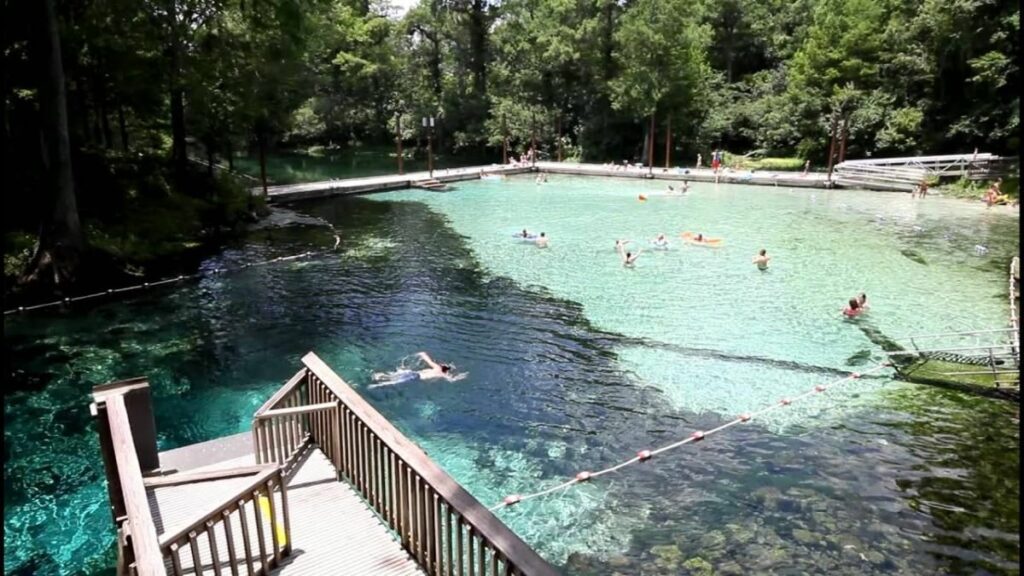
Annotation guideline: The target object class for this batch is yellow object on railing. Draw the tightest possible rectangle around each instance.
[259,495,288,547]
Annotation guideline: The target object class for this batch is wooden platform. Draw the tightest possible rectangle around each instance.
[148,446,423,576]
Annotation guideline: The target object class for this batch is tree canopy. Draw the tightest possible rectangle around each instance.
[2,0,1019,290]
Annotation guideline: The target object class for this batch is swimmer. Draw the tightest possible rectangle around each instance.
[681,181,689,192]
[536,232,549,248]
[842,298,862,318]
[652,233,669,249]
[857,293,869,310]
[371,352,466,387]
[519,229,531,238]
[618,240,643,266]
[695,233,704,242]
[615,239,632,252]
[666,185,675,194]
[752,249,771,270]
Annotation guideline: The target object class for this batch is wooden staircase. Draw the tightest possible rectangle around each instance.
[413,178,449,191]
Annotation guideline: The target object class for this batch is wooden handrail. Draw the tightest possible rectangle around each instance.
[159,466,281,548]
[106,395,165,575]
[256,401,338,419]
[143,464,274,488]
[301,352,556,576]
[254,368,307,416]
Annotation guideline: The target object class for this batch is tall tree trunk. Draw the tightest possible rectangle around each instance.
[468,0,488,97]
[24,0,84,290]
[664,114,672,169]
[826,112,838,181]
[168,4,187,182]
[258,130,268,199]
[117,100,128,151]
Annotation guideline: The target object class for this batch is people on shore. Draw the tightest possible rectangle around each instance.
[752,249,771,270]
[984,178,1006,207]
[803,160,810,176]
[696,153,703,168]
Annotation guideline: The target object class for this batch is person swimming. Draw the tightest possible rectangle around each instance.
[618,240,643,266]
[695,233,704,242]
[843,298,862,317]
[370,352,466,387]
[857,293,869,310]
[615,239,632,252]
[652,233,669,249]
[752,249,771,270]
[535,232,549,248]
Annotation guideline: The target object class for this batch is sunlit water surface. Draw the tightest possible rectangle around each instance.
[4,175,1019,575]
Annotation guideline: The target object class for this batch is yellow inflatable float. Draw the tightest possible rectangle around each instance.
[680,232,723,247]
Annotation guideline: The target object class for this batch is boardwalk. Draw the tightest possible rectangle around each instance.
[150,445,422,576]
[258,161,831,203]
[93,353,556,576]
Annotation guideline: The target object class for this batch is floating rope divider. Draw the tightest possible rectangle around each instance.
[490,362,891,511]
[4,236,341,316]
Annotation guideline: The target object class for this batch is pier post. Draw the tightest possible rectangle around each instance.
[502,116,508,165]
[826,111,838,182]
[396,115,403,175]
[838,115,849,164]
[664,113,671,169]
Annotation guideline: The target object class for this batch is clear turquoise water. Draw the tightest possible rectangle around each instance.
[4,175,1019,575]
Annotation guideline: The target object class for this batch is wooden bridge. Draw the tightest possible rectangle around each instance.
[92,352,556,576]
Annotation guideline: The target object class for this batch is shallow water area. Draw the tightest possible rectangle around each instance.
[4,175,1019,575]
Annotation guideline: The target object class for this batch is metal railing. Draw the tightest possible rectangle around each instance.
[1010,256,1020,369]
[257,352,556,576]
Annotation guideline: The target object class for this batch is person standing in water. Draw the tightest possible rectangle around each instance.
[617,241,642,266]
[535,232,549,248]
[752,249,771,270]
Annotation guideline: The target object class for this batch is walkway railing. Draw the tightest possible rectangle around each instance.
[255,352,556,576]
[93,380,292,576]
[1010,256,1020,368]
[158,466,290,576]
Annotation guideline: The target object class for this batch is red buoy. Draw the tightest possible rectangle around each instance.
[637,450,653,462]
[503,494,522,506]
[575,471,592,482]
[780,398,792,406]
[690,431,705,441]
[739,414,752,422]
[851,372,861,379]
[814,385,826,392]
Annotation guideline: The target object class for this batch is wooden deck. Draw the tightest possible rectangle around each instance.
[257,161,833,203]
[148,446,422,575]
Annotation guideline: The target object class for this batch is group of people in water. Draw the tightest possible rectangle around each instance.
[843,293,870,317]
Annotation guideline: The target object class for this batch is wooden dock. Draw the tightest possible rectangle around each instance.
[91,353,557,576]
[256,162,832,203]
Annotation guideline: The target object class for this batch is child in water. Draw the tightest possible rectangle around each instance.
[843,298,863,317]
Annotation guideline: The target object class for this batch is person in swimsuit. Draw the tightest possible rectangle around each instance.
[695,233,704,242]
[653,233,669,249]
[857,293,869,310]
[752,249,771,270]
[843,298,862,317]
[371,352,465,386]
[535,232,549,248]
[618,242,643,266]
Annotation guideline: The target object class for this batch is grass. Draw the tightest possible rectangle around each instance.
[721,152,805,171]
[900,357,1018,390]
[938,176,1019,201]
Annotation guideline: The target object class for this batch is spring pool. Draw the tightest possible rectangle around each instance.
[4,175,1019,575]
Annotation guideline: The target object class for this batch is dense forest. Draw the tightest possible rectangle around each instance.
[2,0,1019,295]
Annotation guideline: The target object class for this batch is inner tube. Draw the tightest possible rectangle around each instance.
[513,234,538,241]
[651,240,670,250]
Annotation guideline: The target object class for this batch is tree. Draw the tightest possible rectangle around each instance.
[22,0,84,289]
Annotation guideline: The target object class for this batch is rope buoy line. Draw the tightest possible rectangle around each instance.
[3,235,341,316]
[490,362,892,512]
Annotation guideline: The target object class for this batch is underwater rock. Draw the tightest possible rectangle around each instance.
[725,523,755,544]
[696,530,727,555]
[792,528,817,545]
[650,545,683,571]
[681,557,714,576]
[900,249,927,265]
[751,486,782,510]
